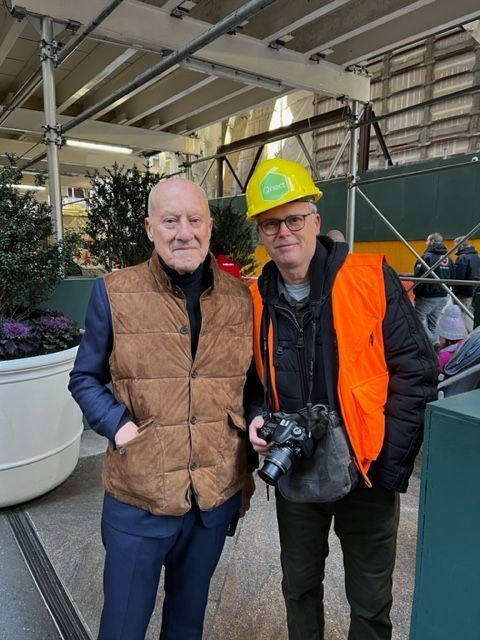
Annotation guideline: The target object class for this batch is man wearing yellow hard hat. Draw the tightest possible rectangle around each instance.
[245,158,438,639]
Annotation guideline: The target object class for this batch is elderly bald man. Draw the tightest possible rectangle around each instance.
[69,178,255,640]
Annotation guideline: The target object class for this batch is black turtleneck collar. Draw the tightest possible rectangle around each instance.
[158,255,212,360]
[158,254,212,294]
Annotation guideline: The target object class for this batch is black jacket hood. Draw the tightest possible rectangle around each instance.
[426,242,448,255]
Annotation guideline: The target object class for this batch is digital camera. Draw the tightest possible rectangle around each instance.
[257,414,315,486]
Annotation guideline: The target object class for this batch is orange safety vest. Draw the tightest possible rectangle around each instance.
[250,254,389,485]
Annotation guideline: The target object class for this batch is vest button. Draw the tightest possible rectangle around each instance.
[179,325,189,334]
[190,416,197,424]
[191,370,198,378]
[118,447,127,455]
[190,462,199,470]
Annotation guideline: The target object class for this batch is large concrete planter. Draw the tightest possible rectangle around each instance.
[0,346,82,508]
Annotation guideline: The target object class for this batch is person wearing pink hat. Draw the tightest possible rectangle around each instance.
[437,304,468,372]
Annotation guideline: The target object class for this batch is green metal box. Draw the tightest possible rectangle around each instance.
[410,390,480,639]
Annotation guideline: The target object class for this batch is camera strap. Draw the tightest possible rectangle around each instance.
[261,301,274,415]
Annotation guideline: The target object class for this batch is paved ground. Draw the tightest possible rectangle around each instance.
[0,430,421,639]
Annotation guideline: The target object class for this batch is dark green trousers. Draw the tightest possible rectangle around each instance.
[276,484,400,640]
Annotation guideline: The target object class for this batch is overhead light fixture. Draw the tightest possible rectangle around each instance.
[10,184,46,191]
[180,57,284,92]
[65,139,133,155]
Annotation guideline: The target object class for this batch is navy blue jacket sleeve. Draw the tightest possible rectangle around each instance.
[68,278,131,441]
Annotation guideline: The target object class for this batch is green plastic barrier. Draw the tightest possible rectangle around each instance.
[410,390,480,639]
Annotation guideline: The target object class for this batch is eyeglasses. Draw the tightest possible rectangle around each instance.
[257,212,315,236]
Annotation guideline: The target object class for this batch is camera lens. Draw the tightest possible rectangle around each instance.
[257,446,294,485]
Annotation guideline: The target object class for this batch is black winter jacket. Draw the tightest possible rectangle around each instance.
[413,242,455,298]
[248,238,438,493]
[452,246,480,297]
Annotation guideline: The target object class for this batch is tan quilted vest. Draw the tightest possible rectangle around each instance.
[102,253,253,516]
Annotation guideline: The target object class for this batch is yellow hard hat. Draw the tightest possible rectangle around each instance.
[245,158,322,219]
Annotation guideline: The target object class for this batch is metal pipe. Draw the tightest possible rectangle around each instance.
[199,159,215,187]
[56,0,124,66]
[295,134,320,180]
[67,2,277,133]
[216,108,348,157]
[400,277,477,287]
[0,0,125,127]
[172,108,348,172]
[354,84,480,130]
[356,187,472,317]
[352,157,479,188]
[41,17,63,240]
[224,157,244,192]
[22,0,278,171]
[216,158,224,197]
[346,100,359,252]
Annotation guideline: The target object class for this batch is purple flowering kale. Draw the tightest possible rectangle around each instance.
[0,319,41,359]
[2,320,31,340]
[41,315,71,331]
[0,312,80,360]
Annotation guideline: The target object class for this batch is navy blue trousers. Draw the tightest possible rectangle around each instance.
[98,509,229,640]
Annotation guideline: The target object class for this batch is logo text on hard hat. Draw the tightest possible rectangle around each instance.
[260,171,290,201]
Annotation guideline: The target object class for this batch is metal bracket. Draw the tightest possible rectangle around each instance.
[170,6,189,19]
[345,64,370,78]
[309,52,326,64]
[268,39,286,51]
[40,38,61,65]
[42,124,64,148]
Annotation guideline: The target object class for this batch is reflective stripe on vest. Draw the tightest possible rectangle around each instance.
[250,254,389,485]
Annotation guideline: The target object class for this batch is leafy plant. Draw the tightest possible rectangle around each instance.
[85,163,160,270]
[0,157,80,318]
[0,311,80,360]
[209,199,258,276]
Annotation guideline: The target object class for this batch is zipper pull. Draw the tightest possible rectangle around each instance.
[297,329,304,347]
[370,332,375,346]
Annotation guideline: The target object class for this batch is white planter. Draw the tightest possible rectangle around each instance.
[0,346,83,508]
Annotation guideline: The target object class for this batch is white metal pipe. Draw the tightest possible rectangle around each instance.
[346,100,359,252]
[0,0,125,127]
[41,16,63,240]
[356,187,473,318]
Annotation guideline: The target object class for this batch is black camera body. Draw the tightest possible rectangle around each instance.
[258,414,315,486]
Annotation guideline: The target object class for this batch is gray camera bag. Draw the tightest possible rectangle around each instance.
[277,406,359,503]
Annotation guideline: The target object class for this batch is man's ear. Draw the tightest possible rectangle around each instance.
[144,217,153,242]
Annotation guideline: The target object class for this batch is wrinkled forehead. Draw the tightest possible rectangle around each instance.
[257,200,317,222]
[150,182,210,218]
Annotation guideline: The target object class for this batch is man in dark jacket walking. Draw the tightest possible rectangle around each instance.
[452,236,480,333]
[413,232,455,347]
[245,158,438,640]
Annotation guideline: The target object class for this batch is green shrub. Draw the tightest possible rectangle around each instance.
[85,163,160,270]
[0,157,80,319]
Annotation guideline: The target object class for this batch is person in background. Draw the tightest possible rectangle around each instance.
[326,229,346,243]
[437,304,468,372]
[245,158,438,640]
[69,178,255,640]
[452,236,480,333]
[413,232,455,348]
